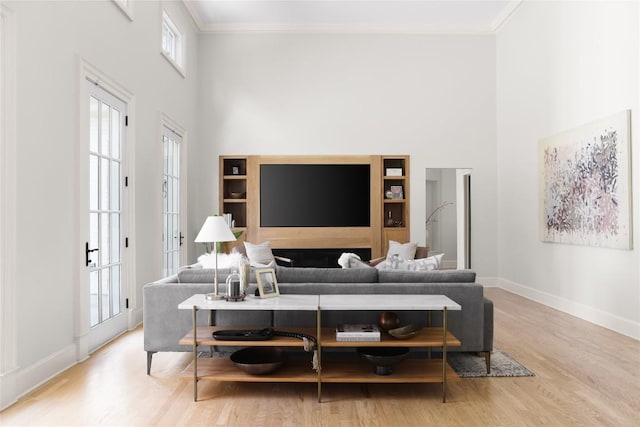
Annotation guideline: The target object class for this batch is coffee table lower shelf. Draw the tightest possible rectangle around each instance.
[181,357,460,384]
[321,359,460,383]
[181,358,317,383]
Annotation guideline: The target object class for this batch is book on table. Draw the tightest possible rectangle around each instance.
[335,324,381,342]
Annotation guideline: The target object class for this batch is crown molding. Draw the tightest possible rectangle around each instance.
[491,0,524,32]
[195,22,498,35]
[182,0,522,35]
[182,0,205,31]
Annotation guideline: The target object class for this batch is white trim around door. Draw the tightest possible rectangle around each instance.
[77,58,137,359]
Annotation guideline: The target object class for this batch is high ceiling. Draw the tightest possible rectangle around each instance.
[183,0,523,33]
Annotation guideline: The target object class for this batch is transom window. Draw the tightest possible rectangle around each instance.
[161,10,185,76]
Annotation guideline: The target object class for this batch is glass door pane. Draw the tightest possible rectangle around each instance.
[88,91,124,329]
[162,127,182,277]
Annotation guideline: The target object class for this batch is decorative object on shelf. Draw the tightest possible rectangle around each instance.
[390,185,403,199]
[335,323,381,342]
[223,213,233,227]
[385,190,394,199]
[539,110,632,249]
[386,167,403,176]
[194,216,237,300]
[386,211,395,227]
[232,166,240,175]
[225,271,245,302]
[357,347,410,376]
[228,192,245,199]
[230,347,284,375]
[256,268,280,298]
[388,324,420,340]
[378,311,400,331]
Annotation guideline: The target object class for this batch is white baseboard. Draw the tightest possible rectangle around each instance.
[13,344,79,408]
[497,277,640,341]
[0,367,18,411]
[477,276,501,287]
[128,307,143,330]
[2,309,143,411]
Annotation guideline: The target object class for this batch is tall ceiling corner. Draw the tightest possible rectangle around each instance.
[491,0,523,33]
[182,0,205,32]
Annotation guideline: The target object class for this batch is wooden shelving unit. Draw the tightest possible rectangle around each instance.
[219,157,248,228]
[382,156,410,254]
[218,155,410,259]
[178,294,460,403]
[180,326,460,394]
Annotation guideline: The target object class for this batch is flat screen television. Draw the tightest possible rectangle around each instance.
[260,164,371,227]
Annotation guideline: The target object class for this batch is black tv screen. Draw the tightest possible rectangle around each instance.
[260,164,371,227]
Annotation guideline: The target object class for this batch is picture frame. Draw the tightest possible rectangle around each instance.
[256,268,280,298]
[390,185,404,200]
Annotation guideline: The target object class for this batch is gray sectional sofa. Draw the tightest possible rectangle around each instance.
[143,266,493,374]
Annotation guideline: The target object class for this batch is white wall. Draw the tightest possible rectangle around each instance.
[197,33,498,274]
[2,0,199,408]
[497,1,639,338]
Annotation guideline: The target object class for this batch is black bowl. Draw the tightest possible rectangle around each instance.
[357,347,410,376]
[230,347,284,375]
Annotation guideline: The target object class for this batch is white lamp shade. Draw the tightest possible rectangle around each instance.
[194,216,236,243]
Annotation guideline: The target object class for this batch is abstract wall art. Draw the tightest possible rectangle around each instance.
[539,110,632,249]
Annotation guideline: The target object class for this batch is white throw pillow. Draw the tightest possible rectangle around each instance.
[387,240,418,260]
[415,253,445,271]
[244,241,276,267]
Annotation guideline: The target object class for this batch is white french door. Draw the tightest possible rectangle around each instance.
[162,126,183,277]
[86,83,127,351]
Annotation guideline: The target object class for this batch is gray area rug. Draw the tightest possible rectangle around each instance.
[447,349,535,378]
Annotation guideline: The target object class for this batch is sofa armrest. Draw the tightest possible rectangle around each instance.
[143,282,272,354]
[367,256,386,267]
[274,255,293,266]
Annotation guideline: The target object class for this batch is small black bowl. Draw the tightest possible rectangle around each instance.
[230,347,284,375]
[358,347,410,376]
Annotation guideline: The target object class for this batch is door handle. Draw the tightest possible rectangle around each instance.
[85,242,99,267]
[179,232,184,246]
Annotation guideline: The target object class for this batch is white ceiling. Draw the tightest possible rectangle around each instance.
[183,0,523,34]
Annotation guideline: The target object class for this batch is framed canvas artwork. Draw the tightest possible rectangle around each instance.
[538,110,632,249]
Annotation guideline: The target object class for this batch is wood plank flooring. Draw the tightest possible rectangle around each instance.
[1,288,639,426]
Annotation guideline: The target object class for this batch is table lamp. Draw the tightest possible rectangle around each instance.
[194,216,237,300]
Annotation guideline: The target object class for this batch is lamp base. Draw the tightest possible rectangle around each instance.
[205,293,224,301]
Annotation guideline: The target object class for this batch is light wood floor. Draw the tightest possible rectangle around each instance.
[1,288,639,426]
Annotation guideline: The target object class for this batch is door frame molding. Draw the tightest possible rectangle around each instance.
[160,113,188,276]
[77,58,137,360]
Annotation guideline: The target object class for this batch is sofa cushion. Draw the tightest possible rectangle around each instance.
[377,269,476,283]
[275,266,378,283]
